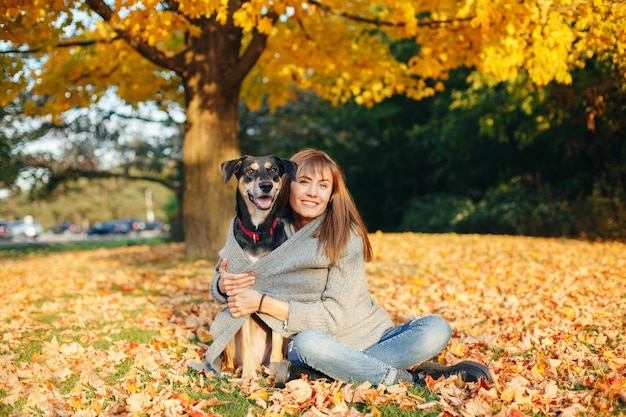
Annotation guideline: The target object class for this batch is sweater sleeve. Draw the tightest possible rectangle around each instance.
[209,259,228,305]
[208,218,252,305]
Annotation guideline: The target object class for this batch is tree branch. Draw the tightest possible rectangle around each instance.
[232,15,278,87]
[84,0,185,73]
[164,0,181,14]
[48,167,180,193]
[306,0,474,28]
[0,36,122,55]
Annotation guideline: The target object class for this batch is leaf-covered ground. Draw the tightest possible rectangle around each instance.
[1,233,625,416]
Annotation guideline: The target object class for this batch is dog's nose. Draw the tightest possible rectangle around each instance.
[259,181,273,193]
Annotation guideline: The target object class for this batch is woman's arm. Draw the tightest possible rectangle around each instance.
[227,289,290,322]
[211,258,290,320]
[210,258,256,304]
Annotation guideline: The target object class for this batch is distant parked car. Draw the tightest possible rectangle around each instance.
[0,220,13,240]
[10,220,44,239]
[123,218,146,232]
[51,221,81,234]
[144,220,170,232]
[86,222,111,236]
[87,220,130,236]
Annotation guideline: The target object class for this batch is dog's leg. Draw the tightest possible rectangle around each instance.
[240,318,257,379]
[270,332,284,364]
[223,336,236,375]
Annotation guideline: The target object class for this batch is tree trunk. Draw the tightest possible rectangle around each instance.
[177,15,264,259]
[182,83,240,259]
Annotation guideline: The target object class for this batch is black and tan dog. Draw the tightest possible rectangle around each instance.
[220,155,297,378]
[221,155,298,262]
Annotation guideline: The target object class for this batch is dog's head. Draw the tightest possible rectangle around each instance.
[221,155,297,224]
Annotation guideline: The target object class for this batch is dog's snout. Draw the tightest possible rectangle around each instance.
[259,181,273,193]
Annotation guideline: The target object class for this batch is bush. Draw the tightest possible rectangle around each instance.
[400,194,475,233]
[454,178,574,236]
[570,193,626,240]
[164,194,184,242]
[401,177,626,239]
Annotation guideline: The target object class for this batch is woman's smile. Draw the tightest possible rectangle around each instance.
[290,168,333,228]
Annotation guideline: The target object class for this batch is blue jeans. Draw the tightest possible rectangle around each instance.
[287,314,451,385]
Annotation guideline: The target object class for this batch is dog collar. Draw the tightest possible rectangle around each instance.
[236,217,278,244]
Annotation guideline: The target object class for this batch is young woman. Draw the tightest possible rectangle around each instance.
[201,149,492,387]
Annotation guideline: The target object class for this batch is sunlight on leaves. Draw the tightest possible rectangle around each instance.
[1,235,625,415]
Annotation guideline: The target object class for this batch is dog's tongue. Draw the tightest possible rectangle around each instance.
[255,196,273,210]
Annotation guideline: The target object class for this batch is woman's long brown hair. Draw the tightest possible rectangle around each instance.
[278,149,373,264]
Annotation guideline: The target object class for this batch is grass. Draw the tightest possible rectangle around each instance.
[0,236,170,257]
[173,377,442,417]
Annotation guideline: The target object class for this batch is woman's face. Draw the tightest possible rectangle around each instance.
[289,166,333,228]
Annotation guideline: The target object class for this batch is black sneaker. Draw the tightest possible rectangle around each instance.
[273,359,329,388]
[410,360,493,385]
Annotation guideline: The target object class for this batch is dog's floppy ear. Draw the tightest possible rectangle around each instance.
[272,156,298,181]
[221,157,246,183]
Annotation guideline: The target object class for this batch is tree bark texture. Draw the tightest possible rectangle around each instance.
[180,19,245,259]
[181,86,240,259]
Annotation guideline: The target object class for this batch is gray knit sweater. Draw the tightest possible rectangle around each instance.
[197,215,392,374]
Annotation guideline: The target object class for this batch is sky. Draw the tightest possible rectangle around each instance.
[2,90,185,200]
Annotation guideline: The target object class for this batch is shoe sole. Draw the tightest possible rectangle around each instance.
[417,360,493,383]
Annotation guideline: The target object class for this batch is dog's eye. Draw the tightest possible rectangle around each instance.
[268,167,277,175]
[246,168,255,176]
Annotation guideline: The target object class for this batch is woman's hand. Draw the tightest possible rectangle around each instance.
[227,289,263,318]
[218,258,290,321]
[218,258,255,296]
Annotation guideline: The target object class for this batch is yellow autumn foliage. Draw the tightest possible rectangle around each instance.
[1,0,624,115]
[2,0,625,260]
